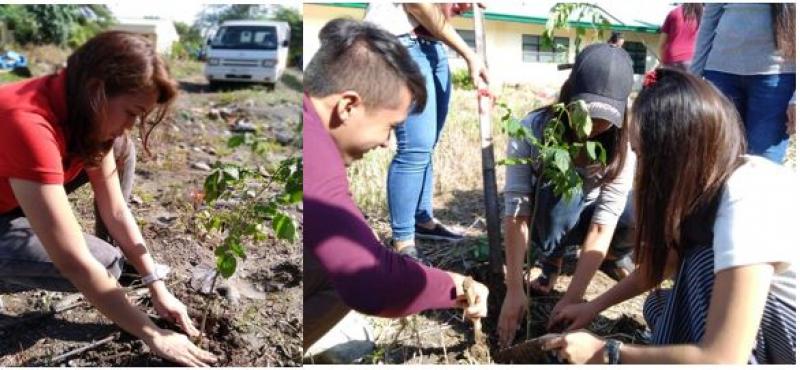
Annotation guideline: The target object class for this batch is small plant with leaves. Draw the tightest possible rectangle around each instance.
[497,99,606,340]
[193,131,301,341]
[541,3,613,58]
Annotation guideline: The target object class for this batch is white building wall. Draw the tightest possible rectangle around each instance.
[303,4,662,90]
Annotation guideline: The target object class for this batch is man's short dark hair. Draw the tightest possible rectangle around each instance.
[304,18,427,113]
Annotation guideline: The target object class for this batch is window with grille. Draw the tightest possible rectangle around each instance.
[522,35,569,63]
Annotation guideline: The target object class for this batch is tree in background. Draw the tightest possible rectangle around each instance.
[172,21,204,60]
[273,6,301,68]
[0,4,114,48]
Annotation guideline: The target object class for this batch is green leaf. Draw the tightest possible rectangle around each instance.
[207,216,223,231]
[203,169,223,202]
[571,100,592,140]
[228,134,246,148]
[597,143,607,164]
[214,245,227,257]
[285,189,302,204]
[255,202,278,219]
[497,157,532,166]
[272,211,297,242]
[222,166,240,181]
[586,140,598,161]
[553,148,570,173]
[228,240,246,259]
[217,253,237,278]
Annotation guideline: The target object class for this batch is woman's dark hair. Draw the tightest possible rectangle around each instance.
[682,3,704,24]
[532,76,630,186]
[630,68,746,287]
[771,3,795,59]
[65,31,178,166]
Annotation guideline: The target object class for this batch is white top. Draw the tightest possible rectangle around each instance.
[713,155,797,306]
[363,2,419,36]
[503,110,636,226]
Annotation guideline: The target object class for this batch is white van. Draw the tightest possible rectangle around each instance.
[204,20,290,88]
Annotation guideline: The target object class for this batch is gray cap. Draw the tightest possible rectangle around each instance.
[569,43,634,128]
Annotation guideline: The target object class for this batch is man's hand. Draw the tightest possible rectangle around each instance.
[787,103,795,135]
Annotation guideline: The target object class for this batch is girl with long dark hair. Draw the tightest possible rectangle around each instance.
[543,68,795,364]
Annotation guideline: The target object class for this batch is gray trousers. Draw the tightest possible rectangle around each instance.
[0,136,135,292]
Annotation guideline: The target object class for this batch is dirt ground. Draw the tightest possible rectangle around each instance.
[0,59,302,366]
[359,195,649,365]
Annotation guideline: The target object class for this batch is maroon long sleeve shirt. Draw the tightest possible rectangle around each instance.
[303,94,457,317]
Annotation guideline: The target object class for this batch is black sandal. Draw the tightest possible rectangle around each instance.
[599,253,634,281]
[530,257,561,295]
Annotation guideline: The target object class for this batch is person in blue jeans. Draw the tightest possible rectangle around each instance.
[364,3,491,259]
[691,3,795,164]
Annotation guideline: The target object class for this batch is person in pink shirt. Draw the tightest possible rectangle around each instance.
[659,4,703,71]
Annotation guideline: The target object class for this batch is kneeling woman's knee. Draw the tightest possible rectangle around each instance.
[85,235,125,279]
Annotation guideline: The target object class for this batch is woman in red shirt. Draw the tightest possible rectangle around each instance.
[0,31,215,366]
[659,4,703,71]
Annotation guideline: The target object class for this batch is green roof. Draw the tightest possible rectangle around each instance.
[312,3,660,34]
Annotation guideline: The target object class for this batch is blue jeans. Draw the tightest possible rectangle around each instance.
[387,36,452,242]
[532,185,634,261]
[704,70,795,164]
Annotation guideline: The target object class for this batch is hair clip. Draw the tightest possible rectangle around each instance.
[643,70,658,88]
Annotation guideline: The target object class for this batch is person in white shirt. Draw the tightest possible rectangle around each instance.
[543,68,796,364]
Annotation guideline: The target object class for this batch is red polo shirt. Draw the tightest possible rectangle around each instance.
[0,70,84,213]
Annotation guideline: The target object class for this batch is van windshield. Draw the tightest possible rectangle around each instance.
[211,26,277,50]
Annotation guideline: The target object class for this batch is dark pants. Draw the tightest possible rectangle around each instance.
[532,185,634,261]
[0,136,135,292]
[703,70,795,164]
[303,247,350,350]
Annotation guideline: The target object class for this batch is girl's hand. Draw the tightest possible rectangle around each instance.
[497,287,526,348]
[549,301,599,332]
[541,330,606,364]
[145,328,217,367]
[467,56,491,89]
[151,286,200,338]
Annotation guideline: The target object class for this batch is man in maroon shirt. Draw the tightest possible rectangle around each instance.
[304,18,489,351]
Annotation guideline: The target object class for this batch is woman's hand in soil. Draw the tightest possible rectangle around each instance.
[146,328,218,367]
[151,285,201,337]
[497,286,526,348]
[541,330,605,364]
[548,301,598,332]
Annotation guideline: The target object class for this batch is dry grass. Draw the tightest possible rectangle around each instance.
[348,85,547,215]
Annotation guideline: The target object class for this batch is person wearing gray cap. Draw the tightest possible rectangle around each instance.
[498,43,637,348]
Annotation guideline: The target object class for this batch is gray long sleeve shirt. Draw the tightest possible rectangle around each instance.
[691,3,796,76]
[503,110,636,226]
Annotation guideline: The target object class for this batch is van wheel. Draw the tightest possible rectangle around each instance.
[264,82,276,91]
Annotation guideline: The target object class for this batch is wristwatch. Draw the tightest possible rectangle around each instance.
[141,263,171,286]
[604,339,622,364]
